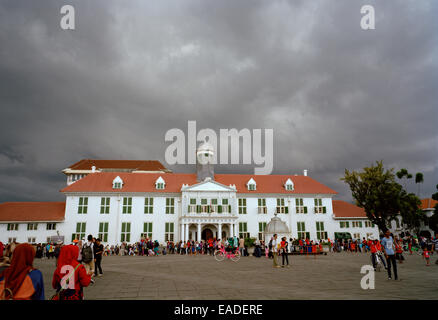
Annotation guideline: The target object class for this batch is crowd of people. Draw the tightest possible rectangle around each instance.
[0,231,437,299]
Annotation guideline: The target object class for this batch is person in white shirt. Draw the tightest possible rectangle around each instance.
[272,234,280,268]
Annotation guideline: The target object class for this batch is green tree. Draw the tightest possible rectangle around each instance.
[342,161,422,232]
[396,168,412,189]
[428,185,438,233]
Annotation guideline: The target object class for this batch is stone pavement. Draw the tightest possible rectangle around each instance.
[34,252,438,300]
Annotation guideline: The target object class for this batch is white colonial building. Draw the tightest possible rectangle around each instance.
[0,144,382,245]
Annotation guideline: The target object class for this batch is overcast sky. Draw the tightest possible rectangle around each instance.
[0,0,437,203]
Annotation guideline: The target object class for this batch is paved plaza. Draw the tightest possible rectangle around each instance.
[34,252,438,300]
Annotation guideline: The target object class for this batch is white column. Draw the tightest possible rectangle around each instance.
[181,223,185,242]
[232,224,235,237]
[197,223,201,242]
[218,223,222,240]
[185,224,189,241]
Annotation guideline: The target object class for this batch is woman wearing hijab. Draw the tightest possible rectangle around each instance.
[52,245,92,300]
[0,243,45,300]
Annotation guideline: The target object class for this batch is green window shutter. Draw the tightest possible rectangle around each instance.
[323,207,326,214]
[285,207,289,214]
[304,207,307,214]
[104,223,108,232]
[218,205,222,213]
[76,223,80,233]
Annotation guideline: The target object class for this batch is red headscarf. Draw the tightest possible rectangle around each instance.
[54,245,79,278]
[0,243,35,298]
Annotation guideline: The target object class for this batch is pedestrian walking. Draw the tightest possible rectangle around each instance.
[432,233,438,265]
[381,230,398,280]
[81,235,95,277]
[280,237,289,267]
[51,245,92,300]
[239,238,245,256]
[272,234,280,268]
[94,238,104,277]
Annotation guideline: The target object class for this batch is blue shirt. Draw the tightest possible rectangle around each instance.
[381,236,395,255]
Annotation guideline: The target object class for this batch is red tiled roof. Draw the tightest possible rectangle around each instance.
[60,172,337,194]
[0,202,65,222]
[332,200,367,218]
[214,174,337,194]
[420,198,438,210]
[66,159,169,172]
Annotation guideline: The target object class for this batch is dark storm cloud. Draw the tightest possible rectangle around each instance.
[0,0,437,202]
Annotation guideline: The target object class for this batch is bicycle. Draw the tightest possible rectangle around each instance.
[371,251,386,272]
[214,246,240,262]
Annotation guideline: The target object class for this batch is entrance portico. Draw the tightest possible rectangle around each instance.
[179,217,238,242]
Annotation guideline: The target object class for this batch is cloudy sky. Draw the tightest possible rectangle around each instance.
[0,0,437,203]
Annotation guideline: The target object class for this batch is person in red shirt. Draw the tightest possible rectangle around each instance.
[52,245,92,300]
[350,241,356,253]
[395,238,404,264]
[423,249,430,266]
[370,240,387,270]
[280,237,289,267]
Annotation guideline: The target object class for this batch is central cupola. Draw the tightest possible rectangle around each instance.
[196,141,215,182]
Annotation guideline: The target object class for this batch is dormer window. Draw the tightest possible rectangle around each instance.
[284,178,294,191]
[112,176,123,189]
[247,178,256,191]
[155,176,165,190]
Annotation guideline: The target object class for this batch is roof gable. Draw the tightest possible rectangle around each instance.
[182,179,236,192]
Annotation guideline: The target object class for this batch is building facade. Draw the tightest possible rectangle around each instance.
[0,145,381,244]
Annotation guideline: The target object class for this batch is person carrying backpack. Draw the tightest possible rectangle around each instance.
[81,235,94,277]
[0,243,45,300]
[52,245,92,300]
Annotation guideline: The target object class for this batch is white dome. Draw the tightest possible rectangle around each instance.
[265,215,290,234]
[197,141,214,153]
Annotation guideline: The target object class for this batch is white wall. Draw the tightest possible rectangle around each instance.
[1,193,379,245]
[0,222,61,244]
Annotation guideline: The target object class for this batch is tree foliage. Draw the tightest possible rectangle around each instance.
[428,185,438,233]
[342,161,422,232]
